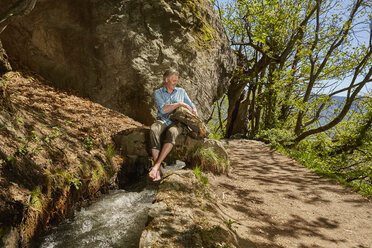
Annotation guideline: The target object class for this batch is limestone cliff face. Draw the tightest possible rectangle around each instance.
[0,0,236,125]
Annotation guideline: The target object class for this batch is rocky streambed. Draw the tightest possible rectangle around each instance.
[34,181,156,248]
[32,168,237,248]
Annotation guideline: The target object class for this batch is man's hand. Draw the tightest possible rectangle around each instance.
[178,103,198,116]
[163,102,184,113]
[178,102,193,112]
[163,102,196,114]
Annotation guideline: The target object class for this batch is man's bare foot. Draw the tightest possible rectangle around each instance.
[149,165,162,181]
[149,166,159,179]
[153,170,161,181]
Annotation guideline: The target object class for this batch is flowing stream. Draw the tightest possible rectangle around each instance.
[35,184,156,248]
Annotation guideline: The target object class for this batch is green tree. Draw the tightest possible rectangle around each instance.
[214,0,371,143]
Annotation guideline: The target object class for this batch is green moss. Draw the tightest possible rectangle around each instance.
[193,166,209,185]
[185,0,199,14]
[183,0,216,50]
[197,23,214,44]
[92,166,106,182]
[105,143,116,163]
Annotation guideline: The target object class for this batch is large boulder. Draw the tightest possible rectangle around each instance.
[139,170,236,248]
[0,0,236,125]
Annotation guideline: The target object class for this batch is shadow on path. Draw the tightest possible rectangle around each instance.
[209,140,371,248]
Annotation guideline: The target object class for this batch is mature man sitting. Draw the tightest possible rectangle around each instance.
[148,69,197,181]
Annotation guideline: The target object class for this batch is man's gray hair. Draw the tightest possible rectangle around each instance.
[163,69,179,81]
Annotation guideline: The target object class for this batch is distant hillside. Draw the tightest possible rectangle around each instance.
[318,95,365,127]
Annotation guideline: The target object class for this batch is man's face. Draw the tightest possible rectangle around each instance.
[165,75,178,91]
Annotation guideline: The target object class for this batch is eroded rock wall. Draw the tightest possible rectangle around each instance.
[0,71,143,247]
[0,41,11,75]
[0,0,236,125]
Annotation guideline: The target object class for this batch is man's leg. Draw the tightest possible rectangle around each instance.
[151,149,160,162]
[150,143,174,181]
[149,120,167,180]
[150,148,161,180]
[150,124,183,181]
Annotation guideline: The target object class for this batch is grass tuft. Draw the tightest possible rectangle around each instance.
[192,146,230,174]
[193,166,209,185]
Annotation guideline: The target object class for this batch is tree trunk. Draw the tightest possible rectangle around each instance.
[251,82,263,138]
[263,65,277,129]
[0,0,38,74]
[230,91,250,137]
[225,74,247,138]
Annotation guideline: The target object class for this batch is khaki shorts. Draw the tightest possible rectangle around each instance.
[150,120,183,150]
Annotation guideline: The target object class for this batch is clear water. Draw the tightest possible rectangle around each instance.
[36,188,156,248]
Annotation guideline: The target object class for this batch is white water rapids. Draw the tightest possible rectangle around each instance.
[36,188,156,248]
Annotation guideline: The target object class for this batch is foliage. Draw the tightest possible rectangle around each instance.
[0,77,13,110]
[193,166,209,185]
[82,134,95,151]
[50,126,60,138]
[207,95,228,140]
[6,156,15,166]
[277,96,372,197]
[105,143,116,163]
[55,170,82,190]
[17,142,30,156]
[225,218,237,229]
[64,119,75,126]
[283,140,371,198]
[192,146,230,174]
[206,0,372,197]
[255,128,294,148]
[16,117,24,124]
[24,188,43,210]
[200,224,231,247]
[214,0,371,142]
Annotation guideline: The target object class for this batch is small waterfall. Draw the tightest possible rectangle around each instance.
[35,185,156,248]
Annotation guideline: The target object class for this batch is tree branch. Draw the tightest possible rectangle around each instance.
[279,0,320,63]
[294,52,372,142]
[0,0,37,34]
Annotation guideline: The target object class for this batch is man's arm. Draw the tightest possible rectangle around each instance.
[163,102,193,113]
[183,90,198,116]
[154,90,167,115]
[155,89,195,114]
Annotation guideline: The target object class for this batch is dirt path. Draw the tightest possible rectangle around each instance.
[208,139,372,248]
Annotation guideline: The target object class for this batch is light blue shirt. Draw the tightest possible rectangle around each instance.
[154,86,195,126]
